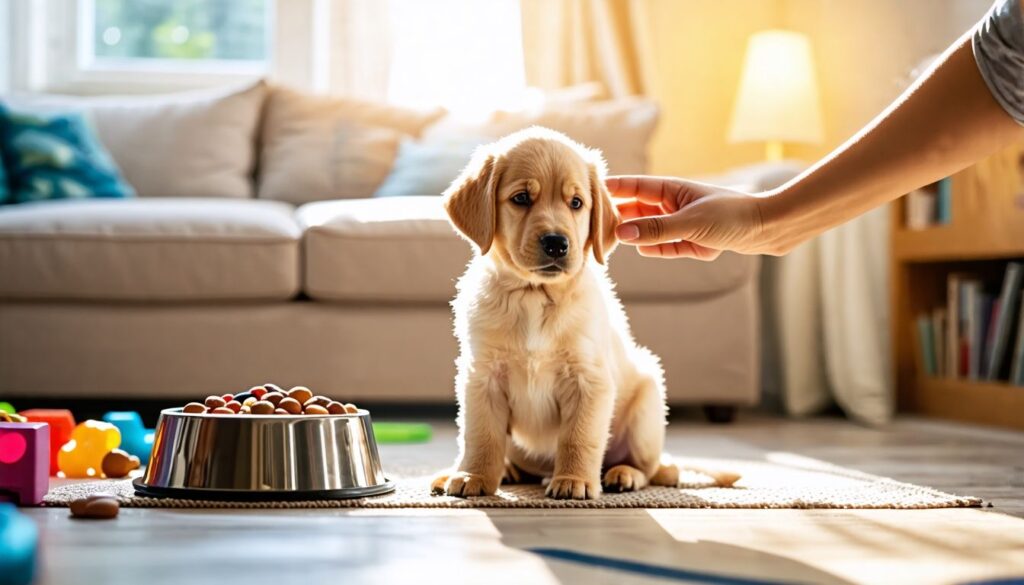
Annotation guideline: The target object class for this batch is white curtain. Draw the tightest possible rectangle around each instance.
[763,207,893,425]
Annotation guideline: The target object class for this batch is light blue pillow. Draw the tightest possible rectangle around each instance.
[0,105,135,204]
[374,136,489,197]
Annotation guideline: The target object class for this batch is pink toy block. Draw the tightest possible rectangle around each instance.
[20,410,74,476]
[0,423,49,506]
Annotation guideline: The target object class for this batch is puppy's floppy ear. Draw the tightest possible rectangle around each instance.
[443,151,499,255]
[588,163,619,265]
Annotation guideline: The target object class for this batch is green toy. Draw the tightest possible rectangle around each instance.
[0,402,14,415]
[372,422,433,444]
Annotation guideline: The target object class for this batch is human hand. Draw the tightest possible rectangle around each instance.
[607,176,771,261]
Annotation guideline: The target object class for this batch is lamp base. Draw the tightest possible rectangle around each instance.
[765,141,784,161]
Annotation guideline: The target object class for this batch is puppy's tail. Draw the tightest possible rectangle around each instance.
[651,457,741,488]
[679,464,741,488]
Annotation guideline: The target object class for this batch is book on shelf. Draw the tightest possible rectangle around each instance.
[903,178,952,229]
[1011,294,1024,385]
[986,262,1022,380]
[918,264,1024,385]
[916,315,936,376]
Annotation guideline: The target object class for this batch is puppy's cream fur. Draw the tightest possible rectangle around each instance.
[432,128,680,500]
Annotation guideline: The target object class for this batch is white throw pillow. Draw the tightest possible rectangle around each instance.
[257,86,447,203]
[421,98,660,175]
[3,81,267,198]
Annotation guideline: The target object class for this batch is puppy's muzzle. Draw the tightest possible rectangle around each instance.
[540,233,569,259]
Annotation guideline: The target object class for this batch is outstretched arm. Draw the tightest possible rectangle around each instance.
[611,27,1024,260]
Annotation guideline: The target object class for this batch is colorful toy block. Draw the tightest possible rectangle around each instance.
[20,409,75,476]
[0,504,38,585]
[0,422,49,506]
[102,411,155,464]
[57,421,120,479]
[0,402,14,415]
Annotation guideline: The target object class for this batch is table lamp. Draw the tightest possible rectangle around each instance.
[728,30,824,161]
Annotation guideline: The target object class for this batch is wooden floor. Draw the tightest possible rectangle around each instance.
[21,413,1024,585]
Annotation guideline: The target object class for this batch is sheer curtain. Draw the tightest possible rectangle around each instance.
[519,0,654,97]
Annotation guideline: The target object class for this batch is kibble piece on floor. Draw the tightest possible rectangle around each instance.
[304,404,329,415]
[101,449,140,479]
[278,397,302,415]
[69,495,119,519]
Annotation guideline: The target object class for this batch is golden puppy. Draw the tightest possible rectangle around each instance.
[431,127,679,500]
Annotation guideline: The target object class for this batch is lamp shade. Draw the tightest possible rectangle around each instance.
[728,30,824,145]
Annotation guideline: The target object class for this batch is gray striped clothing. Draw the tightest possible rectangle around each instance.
[974,0,1024,125]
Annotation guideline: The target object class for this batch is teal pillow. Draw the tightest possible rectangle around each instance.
[0,139,8,205]
[0,105,134,204]
[374,136,489,197]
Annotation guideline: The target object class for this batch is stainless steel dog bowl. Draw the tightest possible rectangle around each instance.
[134,408,394,500]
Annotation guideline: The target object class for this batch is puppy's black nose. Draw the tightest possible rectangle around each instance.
[540,233,569,259]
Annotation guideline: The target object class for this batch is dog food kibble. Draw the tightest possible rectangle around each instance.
[278,397,303,415]
[287,386,314,405]
[303,396,331,409]
[250,401,275,415]
[70,494,120,519]
[101,449,141,478]
[205,396,227,409]
[178,384,359,416]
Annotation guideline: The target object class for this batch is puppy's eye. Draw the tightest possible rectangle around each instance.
[570,196,583,210]
[511,191,531,206]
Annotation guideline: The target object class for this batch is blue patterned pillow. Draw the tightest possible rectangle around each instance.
[0,139,8,204]
[0,105,134,204]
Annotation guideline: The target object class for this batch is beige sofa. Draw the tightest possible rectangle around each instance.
[0,82,764,414]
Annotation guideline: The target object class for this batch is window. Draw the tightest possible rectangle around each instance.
[83,0,271,73]
[386,0,526,116]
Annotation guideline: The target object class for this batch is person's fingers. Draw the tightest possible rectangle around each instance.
[607,176,686,210]
[636,241,722,261]
[615,200,664,221]
[614,211,698,245]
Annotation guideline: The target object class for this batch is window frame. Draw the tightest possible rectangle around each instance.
[8,0,318,94]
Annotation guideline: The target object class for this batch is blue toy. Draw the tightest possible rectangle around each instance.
[0,504,38,585]
[102,412,155,465]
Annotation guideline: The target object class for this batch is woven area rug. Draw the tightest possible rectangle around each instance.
[43,452,982,510]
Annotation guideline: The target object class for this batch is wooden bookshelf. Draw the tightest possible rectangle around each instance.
[891,142,1024,431]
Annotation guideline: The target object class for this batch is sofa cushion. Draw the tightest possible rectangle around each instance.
[0,198,300,301]
[3,82,266,199]
[297,197,757,303]
[299,197,471,302]
[257,86,446,205]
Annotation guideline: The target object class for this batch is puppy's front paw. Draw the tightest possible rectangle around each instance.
[435,471,497,498]
[602,465,647,493]
[546,475,600,500]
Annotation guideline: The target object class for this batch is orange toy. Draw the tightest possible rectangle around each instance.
[57,421,121,478]
[20,409,75,476]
